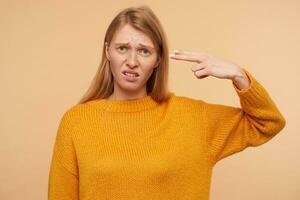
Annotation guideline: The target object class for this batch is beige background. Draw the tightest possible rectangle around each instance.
[1,0,299,199]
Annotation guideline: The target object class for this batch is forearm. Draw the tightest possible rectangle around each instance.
[206,68,286,163]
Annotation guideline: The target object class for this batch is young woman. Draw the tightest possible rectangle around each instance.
[48,5,286,200]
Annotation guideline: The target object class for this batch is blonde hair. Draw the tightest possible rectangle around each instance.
[77,5,172,105]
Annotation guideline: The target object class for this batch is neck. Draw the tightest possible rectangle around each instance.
[108,90,148,101]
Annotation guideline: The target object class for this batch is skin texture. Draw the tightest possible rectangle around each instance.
[169,50,250,90]
[105,24,159,101]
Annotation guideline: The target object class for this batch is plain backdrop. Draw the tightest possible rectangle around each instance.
[1,0,299,199]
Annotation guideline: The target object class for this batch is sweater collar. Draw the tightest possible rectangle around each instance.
[95,95,160,112]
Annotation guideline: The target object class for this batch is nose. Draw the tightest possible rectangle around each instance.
[126,50,138,68]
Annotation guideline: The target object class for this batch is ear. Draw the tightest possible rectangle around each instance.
[105,42,110,61]
[154,57,161,68]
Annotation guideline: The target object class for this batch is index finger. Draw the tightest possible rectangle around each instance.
[169,50,210,63]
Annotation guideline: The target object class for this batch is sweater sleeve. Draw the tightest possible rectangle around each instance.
[48,110,79,200]
[204,68,286,164]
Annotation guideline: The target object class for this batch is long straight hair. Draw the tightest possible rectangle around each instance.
[77,5,172,105]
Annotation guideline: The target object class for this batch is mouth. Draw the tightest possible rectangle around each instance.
[121,70,140,81]
[122,71,140,77]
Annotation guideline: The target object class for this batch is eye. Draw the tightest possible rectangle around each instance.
[116,46,127,53]
[139,48,150,56]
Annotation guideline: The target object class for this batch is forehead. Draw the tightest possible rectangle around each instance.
[111,24,154,48]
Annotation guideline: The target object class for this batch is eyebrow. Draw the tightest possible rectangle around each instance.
[114,42,155,49]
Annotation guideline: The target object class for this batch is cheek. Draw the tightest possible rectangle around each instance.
[139,58,157,77]
[140,54,158,67]
[110,53,126,65]
[109,55,125,76]
[142,62,157,77]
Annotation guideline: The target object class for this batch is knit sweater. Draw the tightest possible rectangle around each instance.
[48,68,286,200]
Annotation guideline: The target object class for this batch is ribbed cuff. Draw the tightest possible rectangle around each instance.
[232,68,274,112]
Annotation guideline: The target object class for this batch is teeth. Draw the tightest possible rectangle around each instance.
[124,72,138,77]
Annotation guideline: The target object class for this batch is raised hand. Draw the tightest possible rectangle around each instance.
[169,49,250,89]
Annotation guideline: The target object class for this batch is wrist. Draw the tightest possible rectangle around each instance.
[232,69,250,90]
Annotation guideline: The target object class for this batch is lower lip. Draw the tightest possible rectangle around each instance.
[122,72,139,81]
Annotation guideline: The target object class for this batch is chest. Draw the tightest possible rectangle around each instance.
[74,118,211,182]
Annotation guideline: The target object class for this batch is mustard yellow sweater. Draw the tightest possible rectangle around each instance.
[48,68,286,200]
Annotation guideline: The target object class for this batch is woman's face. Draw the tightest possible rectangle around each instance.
[105,24,159,97]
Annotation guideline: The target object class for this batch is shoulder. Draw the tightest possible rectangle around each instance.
[168,93,237,111]
[171,93,205,105]
[170,93,206,110]
[59,102,88,124]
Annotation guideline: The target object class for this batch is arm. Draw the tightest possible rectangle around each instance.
[48,110,79,200]
[204,68,286,164]
[168,50,286,164]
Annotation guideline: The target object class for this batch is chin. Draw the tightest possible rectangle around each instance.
[117,80,140,89]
